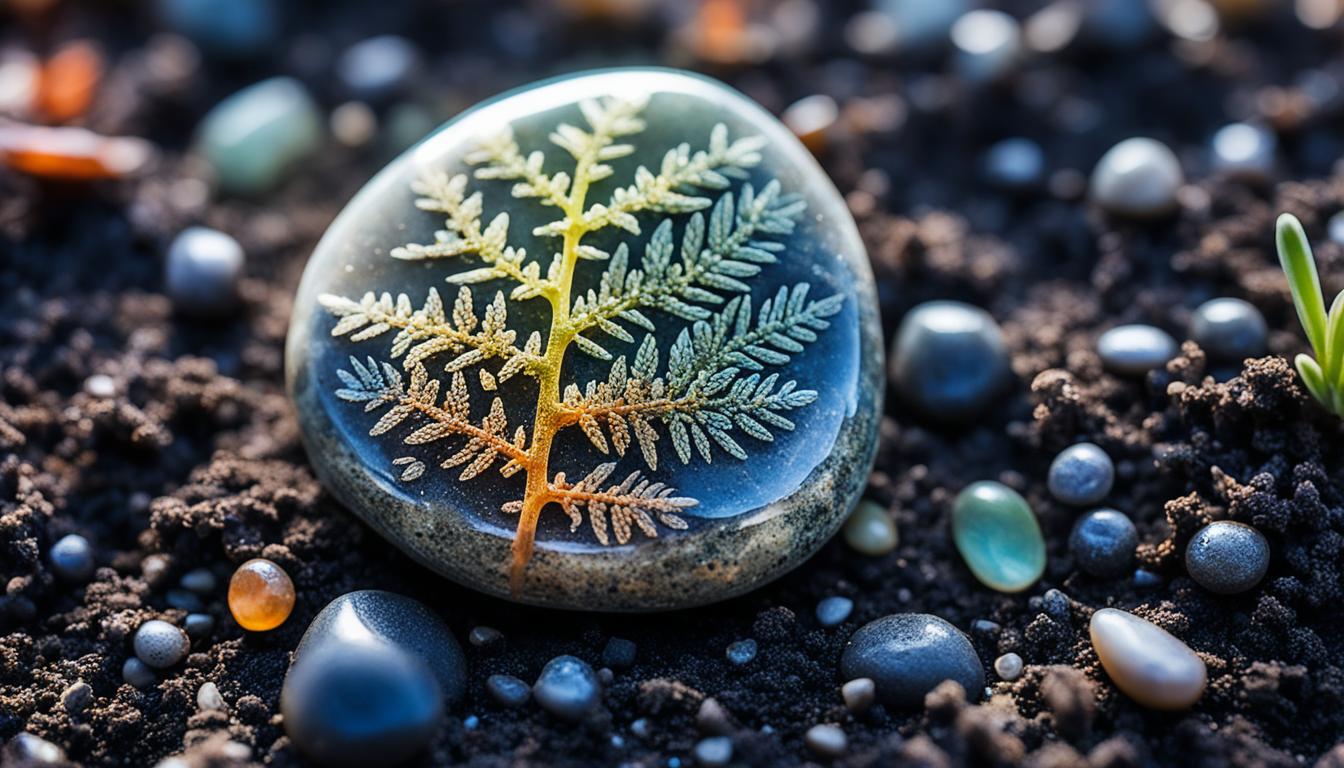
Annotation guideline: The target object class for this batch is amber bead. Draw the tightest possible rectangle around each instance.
[0,123,152,180]
[228,558,295,631]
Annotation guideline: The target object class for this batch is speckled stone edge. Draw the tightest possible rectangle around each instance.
[285,68,884,612]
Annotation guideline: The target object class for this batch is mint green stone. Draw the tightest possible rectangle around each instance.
[197,77,322,196]
[951,481,1045,593]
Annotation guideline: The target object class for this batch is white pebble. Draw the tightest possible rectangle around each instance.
[1090,137,1183,217]
[805,724,848,758]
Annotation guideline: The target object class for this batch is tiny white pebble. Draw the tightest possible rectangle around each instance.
[197,681,225,711]
[805,724,848,758]
[994,652,1024,681]
[83,374,116,398]
[841,677,876,713]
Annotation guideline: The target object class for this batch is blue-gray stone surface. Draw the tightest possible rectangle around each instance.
[891,300,1008,421]
[1069,508,1138,579]
[839,613,984,708]
[1185,521,1270,595]
[532,655,601,721]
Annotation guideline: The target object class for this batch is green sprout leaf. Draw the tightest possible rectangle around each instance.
[1278,212,1344,416]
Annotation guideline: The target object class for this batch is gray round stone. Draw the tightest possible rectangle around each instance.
[49,533,95,582]
[694,736,734,767]
[133,620,189,669]
[1189,298,1268,363]
[1069,508,1137,579]
[1047,442,1114,506]
[993,652,1024,682]
[840,677,876,713]
[184,612,215,639]
[816,596,854,627]
[294,590,466,704]
[486,674,531,707]
[839,613,984,709]
[533,655,601,722]
[1210,123,1276,181]
[951,9,1022,83]
[891,300,1009,422]
[1097,324,1178,376]
[985,137,1045,190]
[122,656,156,689]
[286,68,883,611]
[1185,521,1270,594]
[1090,137,1183,217]
[165,227,244,316]
[337,36,419,101]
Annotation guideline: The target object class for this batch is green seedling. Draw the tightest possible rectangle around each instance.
[1277,212,1344,415]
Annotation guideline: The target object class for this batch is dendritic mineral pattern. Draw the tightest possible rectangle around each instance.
[287,70,882,610]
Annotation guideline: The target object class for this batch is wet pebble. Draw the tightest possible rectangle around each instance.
[486,674,530,707]
[165,227,244,317]
[694,736,734,767]
[816,596,854,627]
[840,614,985,708]
[83,374,115,398]
[61,681,92,714]
[841,678,876,713]
[1041,588,1071,623]
[1185,521,1270,594]
[197,77,322,195]
[1189,298,1268,363]
[601,637,637,670]
[1097,324,1178,376]
[133,620,189,669]
[1210,122,1276,181]
[337,36,419,101]
[122,657,156,689]
[951,481,1045,592]
[469,625,503,647]
[985,137,1044,190]
[184,612,214,639]
[726,639,758,666]
[1089,608,1206,710]
[805,724,848,758]
[533,655,601,722]
[197,681,224,711]
[892,301,1009,422]
[843,499,898,556]
[994,652,1024,682]
[1090,137,1183,217]
[281,642,443,767]
[1048,443,1114,506]
[952,10,1022,83]
[1069,508,1138,579]
[49,533,95,582]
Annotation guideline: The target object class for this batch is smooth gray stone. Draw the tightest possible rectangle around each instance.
[281,642,443,768]
[841,677,875,713]
[532,655,601,722]
[122,657,156,689]
[286,68,883,611]
[951,10,1022,83]
[1189,298,1268,363]
[294,590,466,704]
[337,36,419,101]
[891,300,1008,422]
[993,652,1023,682]
[1069,508,1137,579]
[1097,324,1178,376]
[133,620,189,669]
[804,724,848,758]
[184,613,215,639]
[694,736,733,767]
[985,137,1044,190]
[1090,137,1183,217]
[486,674,530,707]
[816,596,854,627]
[1210,123,1276,181]
[1185,521,1270,594]
[165,227,244,317]
[49,534,95,582]
[1048,442,1114,506]
[839,614,984,708]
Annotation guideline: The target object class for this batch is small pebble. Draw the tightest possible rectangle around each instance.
[971,618,1001,635]
[1090,608,1206,710]
[331,101,378,148]
[1090,137,1183,217]
[197,681,225,711]
[463,714,479,730]
[597,667,615,686]
[4,733,66,764]
[631,718,652,739]
[1189,298,1268,363]
[228,558,295,632]
[1048,443,1114,506]
[1097,324,1178,376]
[157,0,278,56]
[1133,568,1164,589]
[184,612,214,639]
[891,301,1010,422]
[697,697,733,735]
[951,481,1046,593]
[841,677,876,713]
[602,637,637,670]
[336,36,419,100]
[842,499,898,556]
[133,619,189,669]
[993,652,1024,681]
[469,626,503,647]
[1210,122,1276,181]
[840,614,985,708]
[83,374,115,398]
[815,596,854,627]
[141,553,171,584]
[693,736,734,767]
[165,227,244,317]
[804,724,848,759]
[985,137,1045,190]
[486,674,531,707]
[1329,210,1344,246]
[180,567,216,594]
[122,657,156,689]
[951,9,1022,83]
[49,533,95,582]
[726,638,758,666]
[197,77,322,195]
[533,655,601,722]
[782,94,838,153]
[281,641,443,767]
[871,0,967,54]
[1069,508,1138,579]
[1185,521,1270,594]
[61,681,92,714]
[1041,588,1071,623]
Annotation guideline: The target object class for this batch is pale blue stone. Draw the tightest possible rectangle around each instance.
[157,0,278,57]
[197,77,322,196]
[533,655,601,721]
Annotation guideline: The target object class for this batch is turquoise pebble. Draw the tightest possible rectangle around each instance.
[197,77,322,196]
[951,481,1045,593]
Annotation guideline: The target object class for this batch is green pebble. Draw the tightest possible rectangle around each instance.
[197,77,322,196]
[951,481,1045,593]
[843,499,898,556]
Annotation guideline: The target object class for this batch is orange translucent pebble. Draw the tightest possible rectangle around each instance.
[698,0,747,63]
[0,122,152,179]
[37,41,103,123]
[228,558,296,632]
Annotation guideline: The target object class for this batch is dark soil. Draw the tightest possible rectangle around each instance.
[6,1,1344,766]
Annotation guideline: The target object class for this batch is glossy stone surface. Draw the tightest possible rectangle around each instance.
[840,614,984,709]
[1090,137,1183,217]
[133,619,188,669]
[891,301,1008,422]
[286,69,883,611]
[1069,508,1137,579]
[1185,521,1270,594]
[1089,608,1206,710]
[1189,298,1268,363]
[197,77,321,196]
[227,558,294,631]
[487,674,530,707]
[49,533,95,582]
[533,655,601,721]
[293,590,467,703]
[1047,442,1114,506]
[165,227,243,317]
[951,481,1045,593]
[816,596,854,627]
[1210,123,1276,181]
[281,642,443,767]
[993,652,1024,681]
[1097,324,1178,376]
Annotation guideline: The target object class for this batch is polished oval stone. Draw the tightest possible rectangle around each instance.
[1069,508,1137,579]
[891,300,1009,422]
[1090,137,1183,217]
[532,655,601,721]
[49,533,95,582]
[286,69,883,611]
[1097,324,1178,376]
[842,498,898,556]
[1189,297,1268,363]
[294,590,466,704]
[951,481,1045,593]
[197,77,322,196]
[1089,608,1206,710]
[839,613,984,709]
[1047,442,1113,506]
[1185,521,1270,595]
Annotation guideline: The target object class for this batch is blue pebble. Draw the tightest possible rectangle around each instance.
[295,590,466,704]
[122,657,156,689]
[532,655,601,722]
[49,534,95,582]
[816,596,854,627]
[1041,588,1072,622]
[725,639,758,666]
[463,715,479,730]
[1133,568,1164,589]
[1189,298,1267,363]
[184,613,215,639]
[486,674,530,707]
[694,736,734,767]
[985,138,1045,190]
[337,36,419,101]
[281,642,443,768]
[1069,509,1137,579]
[1047,443,1114,506]
[1097,324,1178,376]
[156,0,278,57]
[601,637,637,670]
[891,301,1009,421]
[840,614,984,708]
[197,77,322,196]
[1185,521,1270,594]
